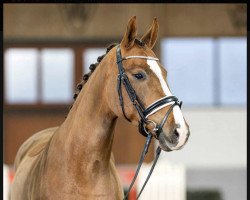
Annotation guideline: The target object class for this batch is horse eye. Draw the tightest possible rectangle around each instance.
[133,73,145,80]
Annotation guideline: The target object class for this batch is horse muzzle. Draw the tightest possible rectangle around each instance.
[158,129,190,152]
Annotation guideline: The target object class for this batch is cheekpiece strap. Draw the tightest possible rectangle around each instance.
[116,45,146,122]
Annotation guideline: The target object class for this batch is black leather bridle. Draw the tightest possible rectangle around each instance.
[116,44,182,199]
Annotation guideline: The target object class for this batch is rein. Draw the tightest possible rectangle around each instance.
[116,44,182,199]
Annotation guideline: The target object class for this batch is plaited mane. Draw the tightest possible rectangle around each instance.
[68,43,118,111]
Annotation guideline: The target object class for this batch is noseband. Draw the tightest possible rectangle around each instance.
[116,44,183,199]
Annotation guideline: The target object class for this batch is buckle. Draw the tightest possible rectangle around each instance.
[142,120,159,139]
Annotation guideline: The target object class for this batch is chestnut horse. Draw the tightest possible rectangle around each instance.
[11,16,190,200]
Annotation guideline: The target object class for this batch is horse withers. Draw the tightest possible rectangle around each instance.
[11,16,190,200]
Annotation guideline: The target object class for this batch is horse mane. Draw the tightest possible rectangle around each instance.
[68,43,118,112]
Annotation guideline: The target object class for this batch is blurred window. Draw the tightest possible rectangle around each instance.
[4,47,75,105]
[4,44,108,107]
[161,38,214,105]
[41,48,74,103]
[83,48,106,74]
[4,48,39,104]
[161,37,246,106]
[218,38,246,105]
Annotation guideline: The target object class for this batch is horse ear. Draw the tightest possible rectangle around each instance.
[121,16,137,49]
[141,17,159,49]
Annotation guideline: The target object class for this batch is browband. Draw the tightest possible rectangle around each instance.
[124,55,159,61]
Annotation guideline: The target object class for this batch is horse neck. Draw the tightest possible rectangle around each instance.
[47,59,117,175]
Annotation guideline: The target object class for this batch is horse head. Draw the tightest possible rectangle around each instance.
[104,16,190,152]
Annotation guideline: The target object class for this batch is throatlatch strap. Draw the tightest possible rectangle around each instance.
[117,75,131,122]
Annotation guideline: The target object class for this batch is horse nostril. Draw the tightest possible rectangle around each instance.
[173,129,180,140]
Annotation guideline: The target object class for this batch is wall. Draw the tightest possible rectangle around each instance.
[158,107,246,200]
[4,4,246,39]
[160,107,246,168]
[4,3,246,62]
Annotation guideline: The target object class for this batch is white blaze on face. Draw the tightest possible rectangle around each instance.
[147,60,189,149]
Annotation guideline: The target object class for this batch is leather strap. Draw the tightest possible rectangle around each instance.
[116,45,181,137]
[116,45,147,123]
[136,146,162,200]
[123,134,153,200]
[144,96,179,117]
